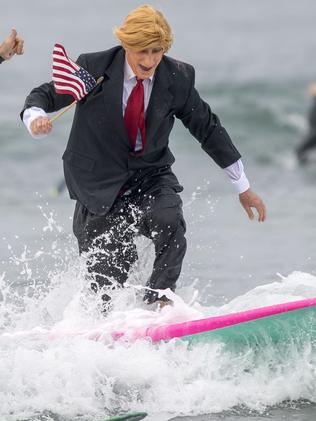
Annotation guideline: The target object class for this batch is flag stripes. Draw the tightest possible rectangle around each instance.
[52,43,96,101]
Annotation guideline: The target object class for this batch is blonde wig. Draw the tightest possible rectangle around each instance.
[114,4,173,52]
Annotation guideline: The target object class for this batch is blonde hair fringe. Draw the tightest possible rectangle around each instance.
[113,4,173,52]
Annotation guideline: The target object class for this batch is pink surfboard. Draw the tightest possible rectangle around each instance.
[112,297,316,345]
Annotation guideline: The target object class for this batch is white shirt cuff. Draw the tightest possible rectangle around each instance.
[224,159,250,194]
[23,107,48,139]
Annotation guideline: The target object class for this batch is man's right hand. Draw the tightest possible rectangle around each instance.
[30,117,52,136]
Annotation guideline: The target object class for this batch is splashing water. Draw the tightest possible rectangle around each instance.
[2,258,316,421]
[1,208,316,421]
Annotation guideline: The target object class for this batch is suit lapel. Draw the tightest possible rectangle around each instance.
[101,52,173,152]
[145,59,173,150]
[102,49,130,146]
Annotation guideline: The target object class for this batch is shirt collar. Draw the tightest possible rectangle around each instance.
[124,57,154,83]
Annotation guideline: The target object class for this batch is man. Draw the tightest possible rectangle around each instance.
[21,5,266,310]
[0,28,24,63]
[296,83,316,164]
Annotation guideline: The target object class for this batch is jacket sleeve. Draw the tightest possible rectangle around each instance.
[20,54,87,120]
[175,65,241,168]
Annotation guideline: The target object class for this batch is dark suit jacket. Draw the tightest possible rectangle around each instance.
[21,46,241,215]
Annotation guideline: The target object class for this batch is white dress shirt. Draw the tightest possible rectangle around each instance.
[23,58,250,194]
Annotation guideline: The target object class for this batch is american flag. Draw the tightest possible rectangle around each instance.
[52,43,96,101]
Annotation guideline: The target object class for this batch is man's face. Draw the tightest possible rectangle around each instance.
[125,47,164,79]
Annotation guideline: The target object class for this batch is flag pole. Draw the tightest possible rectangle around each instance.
[51,76,104,123]
[51,100,77,122]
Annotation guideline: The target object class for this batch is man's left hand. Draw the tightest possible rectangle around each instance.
[239,188,266,222]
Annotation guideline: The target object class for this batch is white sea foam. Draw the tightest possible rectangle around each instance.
[1,262,316,421]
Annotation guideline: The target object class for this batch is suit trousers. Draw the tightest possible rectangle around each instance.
[72,182,187,309]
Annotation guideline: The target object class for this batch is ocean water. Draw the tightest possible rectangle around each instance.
[1,0,316,420]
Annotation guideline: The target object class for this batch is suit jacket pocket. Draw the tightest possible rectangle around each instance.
[62,150,95,172]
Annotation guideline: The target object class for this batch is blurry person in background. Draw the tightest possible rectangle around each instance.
[296,84,316,164]
[0,28,24,63]
[21,4,266,312]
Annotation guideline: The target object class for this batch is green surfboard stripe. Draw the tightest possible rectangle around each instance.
[98,412,147,421]
[182,306,316,347]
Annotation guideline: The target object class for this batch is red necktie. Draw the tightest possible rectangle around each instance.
[124,79,146,151]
